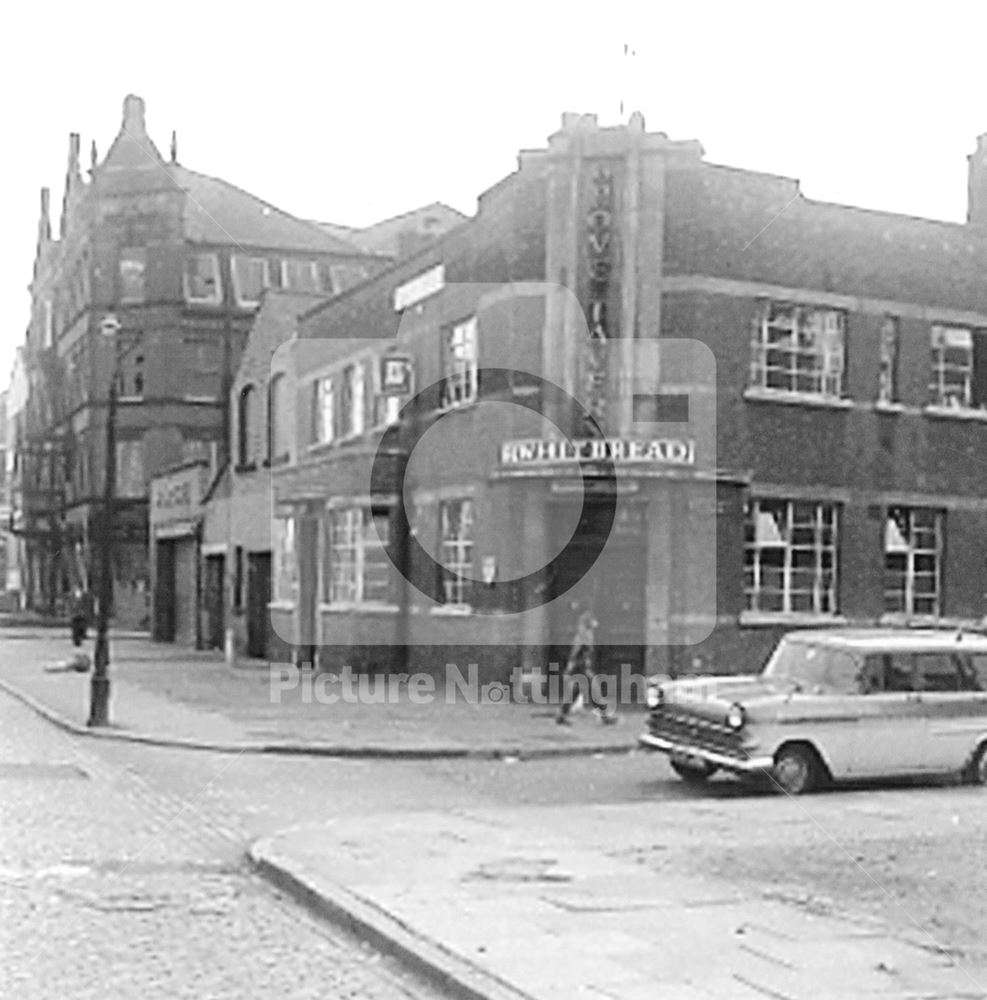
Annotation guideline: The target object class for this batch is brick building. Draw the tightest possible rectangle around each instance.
[12,94,382,627]
[237,114,987,682]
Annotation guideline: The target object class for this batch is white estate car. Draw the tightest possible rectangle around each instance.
[639,629,987,795]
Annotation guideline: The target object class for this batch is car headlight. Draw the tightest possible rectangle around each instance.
[646,683,664,709]
[725,703,746,730]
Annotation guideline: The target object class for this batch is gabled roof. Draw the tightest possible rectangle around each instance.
[310,202,467,256]
[171,165,365,254]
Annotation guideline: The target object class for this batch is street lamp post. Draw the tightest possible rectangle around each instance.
[88,313,130,727]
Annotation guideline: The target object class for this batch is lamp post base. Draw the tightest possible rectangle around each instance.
[87,674,111,727]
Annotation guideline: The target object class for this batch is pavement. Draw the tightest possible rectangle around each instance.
[252,807,987,1000]
[0,627,637,759]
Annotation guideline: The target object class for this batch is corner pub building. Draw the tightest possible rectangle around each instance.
[265,115,987,684]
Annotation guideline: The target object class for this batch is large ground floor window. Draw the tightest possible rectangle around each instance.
[324,507,391,606]
[743,499,838,614]
[884,506,942,616]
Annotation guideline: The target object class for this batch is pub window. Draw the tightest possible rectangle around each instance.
[119,247,146,304]
[929,325,987,410]
[440,317,478,409]
[339,363,365,438]
[267,373,289,462]
[372,357,403,428]
[877,316,900,404]
[884,506,941,616]
[184,253,222,304]
[750,303,845,398]
[311,376,335,445]
[743,499,838,615]
[237,384,256,467]
[439,498,474,608]
[325,507,391,606]
[231,255,270,306]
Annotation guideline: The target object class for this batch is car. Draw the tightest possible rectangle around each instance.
[638,628,987,795]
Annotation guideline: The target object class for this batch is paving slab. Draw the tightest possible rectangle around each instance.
[250,808,987,1000]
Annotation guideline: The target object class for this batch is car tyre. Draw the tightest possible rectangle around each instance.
[771,745,822,796]
[962,742,987,786]
[670,760,717,784]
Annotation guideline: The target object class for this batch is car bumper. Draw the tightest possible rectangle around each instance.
[637,732,774,773]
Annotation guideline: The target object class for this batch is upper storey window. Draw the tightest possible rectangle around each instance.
[440,316,479,410]
[750,303,845,398]
[929,325,987,411]
[231,256,270,306]
[119,248,146,304]
[184,253,222,305]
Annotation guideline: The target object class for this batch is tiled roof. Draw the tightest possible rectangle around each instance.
[171,166,364,254]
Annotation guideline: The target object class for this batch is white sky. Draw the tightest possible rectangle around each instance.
[2,0,985,380]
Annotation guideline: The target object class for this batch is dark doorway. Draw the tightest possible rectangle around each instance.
[246,551,272,659]
[547,499,646,683]
[154,540,176,642]
[204,554,225,650]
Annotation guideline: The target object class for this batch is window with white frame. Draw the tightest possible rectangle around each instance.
[283,258,319,292]
[884,506,941,616]
[878,316,900,404]
[750,303,845,397]
[743,499,838,614]
[439,498,474,607]
[440,317,478,409]
[267,373,290,461]
[325,507,391,605]
[372,357,403,428]
[311,376,335,445]
[231,255,270,305]
[119,248,146,303]
[339,363,365,438]
[929,325,987,409]
[184,253,221,304]
[273,516,298,604]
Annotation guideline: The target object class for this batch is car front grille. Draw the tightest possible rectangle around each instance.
[648,708,748,759]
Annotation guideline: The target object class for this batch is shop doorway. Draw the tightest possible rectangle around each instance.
[246,551,272,659]
[154,540,176,642]
[204,554,225,650]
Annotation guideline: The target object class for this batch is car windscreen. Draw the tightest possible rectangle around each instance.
[761,639,837,688]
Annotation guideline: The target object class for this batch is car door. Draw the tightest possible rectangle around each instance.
[915,651,987,771]
[850,652,929,775]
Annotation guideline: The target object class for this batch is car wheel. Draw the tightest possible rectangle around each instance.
[771,745,822,796]
[962,743,987,786]
[670,760,717,784]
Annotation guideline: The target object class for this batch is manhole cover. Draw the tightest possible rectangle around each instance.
[0,762,88,780]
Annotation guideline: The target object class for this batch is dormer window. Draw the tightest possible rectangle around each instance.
[231,255,270,306]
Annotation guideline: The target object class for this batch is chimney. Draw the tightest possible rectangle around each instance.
[67,132,81,178]
[39,187,51,242]
[968,133,987,225]
[122,94,147,134]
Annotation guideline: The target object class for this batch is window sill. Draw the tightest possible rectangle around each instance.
[319,603,400,614]
[267,600,296,611]
[878,612,953,628]
[743,388,853,410]
[184,297,223,308]
[429,605,474,617]
[183,395,219,403]
[739,611,847,628]
[873,402,906,414]
[306,440,336,455]
[922,405,987,423]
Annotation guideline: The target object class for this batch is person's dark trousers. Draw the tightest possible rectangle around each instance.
[71,617,87,647]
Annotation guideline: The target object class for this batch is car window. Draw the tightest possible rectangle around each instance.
[881,653,916,693]
[967,655,987,690]
[822,651,860,694]
[915,652,962,692]
[860,655,885,693]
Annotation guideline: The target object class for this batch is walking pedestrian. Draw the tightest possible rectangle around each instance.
[555,606,618,726]
[69,586,93,647]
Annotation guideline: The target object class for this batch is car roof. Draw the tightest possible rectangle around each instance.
[782,628,987,653]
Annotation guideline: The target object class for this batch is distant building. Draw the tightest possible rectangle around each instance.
[11,95,385,626]
[254,114,987,682]
[311,202,465,259]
